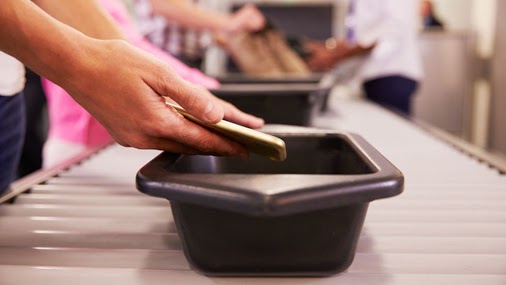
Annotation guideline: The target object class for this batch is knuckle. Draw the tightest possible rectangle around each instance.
[193,136,216,153]
[173,124,213,153]
[173,125,192,144]
[194,141,209,152]
[151,64,176,95]
[181,88,200,109]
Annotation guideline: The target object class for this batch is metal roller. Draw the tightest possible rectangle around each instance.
[0,97,505,284]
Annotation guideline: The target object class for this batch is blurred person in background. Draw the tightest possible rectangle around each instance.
[0,0,261,195]
[17,68,47,178]
[305,0,423,116]
[420,0,445,30]
[42,0,263,168]
[133,0,265,68]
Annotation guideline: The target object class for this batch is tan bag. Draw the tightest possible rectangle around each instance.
[220,27,310,76]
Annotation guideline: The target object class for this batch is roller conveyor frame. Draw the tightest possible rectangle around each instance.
[416,120,506,175]
[0,98,505,284]
[0,144,111,205]
[3,117,504,205]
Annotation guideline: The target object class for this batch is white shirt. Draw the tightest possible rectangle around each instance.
[0,52,25,96]
[349,0,423,81]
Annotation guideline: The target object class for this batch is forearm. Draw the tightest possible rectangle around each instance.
[33,0,126,40]
[327,39,374,63]
[340,44,374,59]
[149,0,229,31]
[0,0,257,158]
[0,0,97,87]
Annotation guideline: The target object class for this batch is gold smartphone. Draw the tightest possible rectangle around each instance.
[166,102,287,161]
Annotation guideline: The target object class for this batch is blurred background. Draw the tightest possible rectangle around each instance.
[199,0,505,159]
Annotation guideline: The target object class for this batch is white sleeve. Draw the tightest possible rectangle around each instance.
[353,0,386,47]
[0,52,25,96]
[354,0,419,46]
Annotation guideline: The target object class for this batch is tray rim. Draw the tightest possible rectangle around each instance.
[136,131,403,216]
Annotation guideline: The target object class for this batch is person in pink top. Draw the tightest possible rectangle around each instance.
[42,0,261,167]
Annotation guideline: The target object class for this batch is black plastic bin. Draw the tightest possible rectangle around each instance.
[216,73,323,85]
[136,130,403,277]
[210,83,330,126]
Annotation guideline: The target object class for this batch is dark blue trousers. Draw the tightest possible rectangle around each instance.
[363,75,419,116]
[19,68,47,177]
[0,93,25,195]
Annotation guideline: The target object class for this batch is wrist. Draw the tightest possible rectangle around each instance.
[43,31,95,89]
[50,33,125,97]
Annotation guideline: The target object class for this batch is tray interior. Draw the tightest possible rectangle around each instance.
[170,136,375,175]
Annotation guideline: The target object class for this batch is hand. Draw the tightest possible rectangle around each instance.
[304,41,337,72]
[218,98,264,129]
[131,36,221,89]
[59,39,250,157]
[304,40,348,72]
[228,4,265,33]
[164,91,265,129]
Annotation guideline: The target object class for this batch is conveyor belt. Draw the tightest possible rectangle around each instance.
[0,97,505,284]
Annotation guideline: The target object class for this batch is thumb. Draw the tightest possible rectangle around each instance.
[147,62,224,123]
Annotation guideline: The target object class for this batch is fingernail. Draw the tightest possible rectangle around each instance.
[204,101,214,114]
[204,101,222,122]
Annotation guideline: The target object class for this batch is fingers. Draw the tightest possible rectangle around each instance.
[118,135,199,154]
[233,4,265,33]
[306,57,323,72]
[304,42,325,55]
[146,62,225,124]
[244,4,266,31]
[175,83,224,123]
[219,99,265,129]
[110,101,249,158]
[304,48,333,72]
[159,105,249,158]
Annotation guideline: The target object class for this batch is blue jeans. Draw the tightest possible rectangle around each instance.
[0,93,25,195]
[363,75,419,116]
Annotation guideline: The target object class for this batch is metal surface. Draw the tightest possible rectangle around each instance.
[416,119,506,174]
[0,95,505,284]
[414,31,476,138]
[491,1,506,155]
[0,144,110,204]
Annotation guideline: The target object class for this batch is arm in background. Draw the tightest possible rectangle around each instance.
[33,0,126,40]
[305,39,374,72]
[148,0,265,33]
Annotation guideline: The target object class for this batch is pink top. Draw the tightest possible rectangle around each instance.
[43,0,220,147]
